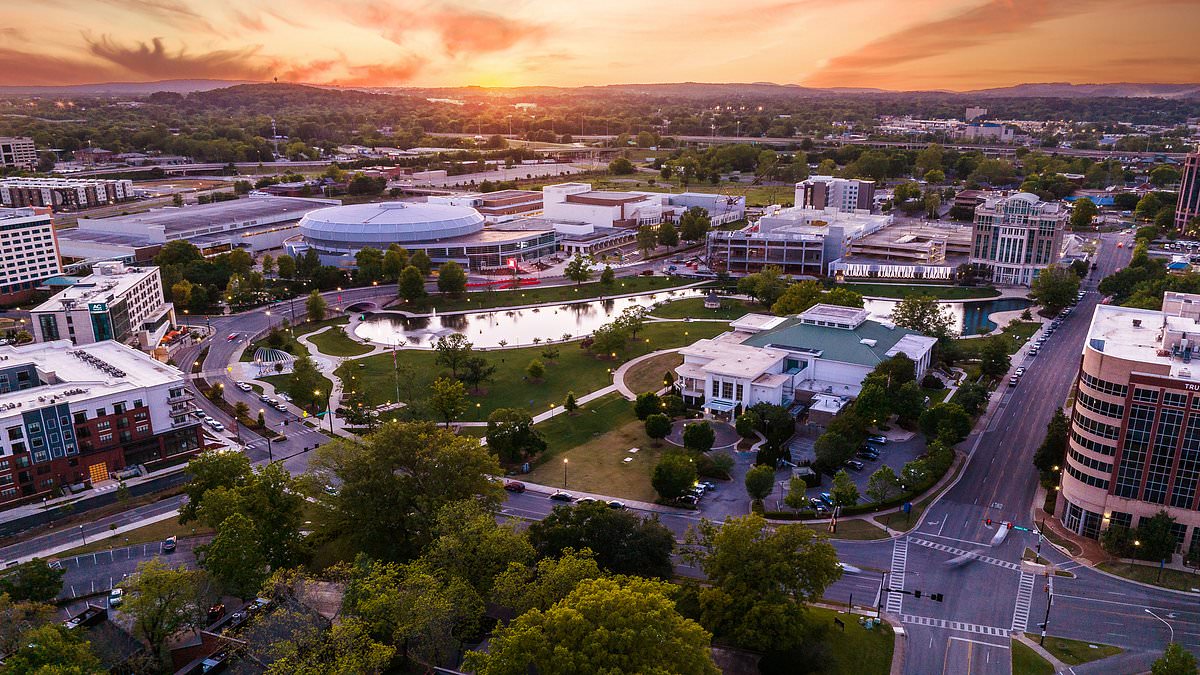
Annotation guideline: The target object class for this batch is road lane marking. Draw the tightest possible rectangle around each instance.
[909,537,1021,571]
[1011,572,1035,633]
[886,538,908,615]
[949,635,1010,648]
[902,614,1010,637]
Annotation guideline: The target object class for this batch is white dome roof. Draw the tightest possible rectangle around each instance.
[299,201,484,245]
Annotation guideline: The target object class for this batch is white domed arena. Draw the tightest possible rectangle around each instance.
[286,201,558,270]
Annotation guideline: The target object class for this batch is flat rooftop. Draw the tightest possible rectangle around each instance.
[1087,304,1190,377]
[852,222,972,247]
[77,196,333,235]
[0,340,184,413]
[680,337,789,379]
[31,264,157,313]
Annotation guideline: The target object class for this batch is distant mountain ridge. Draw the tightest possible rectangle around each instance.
[1,79,1198,99]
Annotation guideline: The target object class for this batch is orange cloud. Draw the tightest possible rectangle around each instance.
[94,0,217,34]
[85,35,272,80]
[429,8,546,56]
[0,47,122,85]
[329,56,428,86]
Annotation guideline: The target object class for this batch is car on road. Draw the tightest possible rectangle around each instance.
[866,435,887,445]
[208,420,225,432]
[236,382,252,392]
[1015,367,1026,377]
[273,402,288,411]
[163,536,177,553]
[845,459,865,472]
[108,588,124,607]
[259,394,271,403]
[608,500,626,510]
[818,492,833,506]
[226,333,239,342]
[1009,376,1019,387]
[549,491,574,502]
[503,480,525,493]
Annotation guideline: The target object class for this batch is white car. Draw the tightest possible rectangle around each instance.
[108,587,124,607]
[209,420,226,432]
[236,382,252,392]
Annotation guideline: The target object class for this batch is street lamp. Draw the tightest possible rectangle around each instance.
[79,525,87,545]
[1131,539,1141,572]
[563,458,568,488]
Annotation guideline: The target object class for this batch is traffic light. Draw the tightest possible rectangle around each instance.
[913,590,922,599]
[985,518,992,526]
[1004,522,1012,530]
[931,593,944,602]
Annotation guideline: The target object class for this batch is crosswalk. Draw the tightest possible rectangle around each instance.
[1011,572,1036,633]
[900,614,1010,638]
[886,538,908,614]
[909,536,1023,571]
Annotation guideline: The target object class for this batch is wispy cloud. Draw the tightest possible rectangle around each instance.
[94,0,217,33]
[428,8,546,56]
[84,35,273,80]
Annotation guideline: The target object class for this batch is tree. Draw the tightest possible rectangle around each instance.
[563,391,578,413]
[1156,205,1177,230]
[657,220,679,248]
[953,380,990,416]
[737,265,788,307]
[276,253,296,279]
[305,290,326,323]
[461,355,496,393]
[355,246,384,283]
[429,377,468,427]
[540,344,560,364]
[684,514,841,651]
[492,548,605,615]
[825,286,865,308]
[644,413,672,444]
[1152,643,1198,675]
[0,559,64,603]
[382,244,410,280]
[528,502,675,578]
[1136,510,1179,562]
[486,408,546,463]
[599,265,615,287]
[180,450,251,523]
[608,156,635,174]
[260,253,275,276]
[122,559,209,663]
[589,322,628,356]
[830,470,859,506]
[924,169,946,183]
[678,207,712,242]
[1,624,102,674]
[525,358,545,381]
[744,465,775,501]
[1030,265,1081,315]
[636,225,658,257]
[422,501,536,598]
[652,452,697,500]
[233,400,250,421]
[410,250,433,275]
[919,402,972,445]
[1033,409,1069,476]
[890,295,954,338]
[866,465,900,504]
[634,391,662,420]
[289,354,325,409]
[683,421,716,453]
[311,421,505,561]
[854,381,891,427]
[464,577,719,675]
[264,617,394,675]
[1137,193,1164,221]
[1071,197,1098,230]
[736,411,759,439]
[436,261,467,296]
[978,335,1012,377]
[563,254,591,284]
[771,280,824,315]
[434,333,473,378]
[198,512,268,599]
[398,265,426,302]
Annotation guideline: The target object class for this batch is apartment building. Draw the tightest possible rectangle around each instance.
[30,262,174,350]
[0,340,201,510]
[1060,293,1200,558]
[0,207,64,303]
[796,176,875,213]
[0,137,36,170]
[1176,152,1200,231]
[0,177,134,211]
[969,192,1066,286]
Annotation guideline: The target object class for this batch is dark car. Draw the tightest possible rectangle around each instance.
[607,500,627,510]
[207,603,226,624]
[845,459,865,472]
[162,536,177,553]
[549,491,574,502]
[503,480,526,493]
[857,450,879,461]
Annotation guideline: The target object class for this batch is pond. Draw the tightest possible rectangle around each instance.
[354,290,1031,349]
[354,288,709,349]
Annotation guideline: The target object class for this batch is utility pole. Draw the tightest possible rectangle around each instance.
[1039,574,1053,645]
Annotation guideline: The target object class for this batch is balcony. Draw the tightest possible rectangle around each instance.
[167,390,194,403]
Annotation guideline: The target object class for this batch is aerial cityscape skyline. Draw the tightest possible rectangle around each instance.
[1,0,1198,89]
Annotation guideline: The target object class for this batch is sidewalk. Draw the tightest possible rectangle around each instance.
[8,508,182,564]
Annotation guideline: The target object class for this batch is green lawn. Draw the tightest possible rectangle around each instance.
[803,606,895,675]
[954,320,1042,358]
[398,276,696,314]
[308,326,373,357]
[525,407,663,502]
[242,316,350,362]
[1012,640,1054,675]
[1096,561,1200,592]
[649,297,764,320]
[842,283,1000,300]
[261,373,334,410]
[623,351,683,395]
[340,321,729,422]
[53,517,213,558]
[531,393,637,459]
[808,519,890,541]
[922,387,950,404]
[1025,634,1123,665]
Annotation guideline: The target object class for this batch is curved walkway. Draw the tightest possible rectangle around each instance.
[612,347,682,400]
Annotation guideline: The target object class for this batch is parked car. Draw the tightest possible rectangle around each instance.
[1030,347,1039,356]
[259,394,271,403]
[108,588,124,607]
[867,435,887,445]
[857,450,879,461]
[549,491,574,502]
[162,536,177,553]
[273,403,288,412]
[701,481,718,491]
[209,421,226,432]
[578,497,598,505]
[845,459,865,472]
[1015,367,1026,377]
[818,492,834,506]
[503,480,525,493]
[1009,376,1019,387]
[236,382,252,392]
[607,500,626,510]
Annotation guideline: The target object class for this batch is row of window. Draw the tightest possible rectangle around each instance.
[1079,371,1127,398]
[1069,447,1113,475]
[1070,428,1116,456]
[1066,463,1110,490]
[1073,409,1119,440]
[1076,391,1125,419]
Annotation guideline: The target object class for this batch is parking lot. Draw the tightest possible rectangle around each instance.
[54,535,204,603]
[785,429,928,511]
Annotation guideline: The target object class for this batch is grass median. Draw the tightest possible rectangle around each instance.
[1012,640,1054,675]
[1024,634,1122,665]
[307,326,373,357]
[339,320,729,422]
[802,606,894,675]
[843,283,1000,300]
[1095,560,1200,592]
[622,351,683,395]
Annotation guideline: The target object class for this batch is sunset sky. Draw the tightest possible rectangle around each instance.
[3,0,1198,90]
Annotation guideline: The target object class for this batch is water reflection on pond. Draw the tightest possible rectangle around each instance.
[354,289,1031,349]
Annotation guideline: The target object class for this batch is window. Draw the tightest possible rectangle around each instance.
[1069,448,1113,475]
[1115,404,1155,499]
[1143,409,1183,504]
[1070,429,1116,456]
[95,408,105,417]
[74,412,87,425]
[98,433,113,443]
[1076,391,1124,419]
[1079,372,1127,398]
[1173,414,1200,509]
[1073,410,1119,440]
[1109,511,1133,530]
[6,426,20,441]
[136,424,148,433]
[113,402,125,415]
[1165,392,1189,408]
[133,399,143,409]
[1133,388,1160,404]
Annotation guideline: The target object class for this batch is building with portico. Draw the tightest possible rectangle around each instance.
[969,192,1066,286]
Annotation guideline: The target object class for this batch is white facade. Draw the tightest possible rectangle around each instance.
[970,192,1067,286]
[796,176,875,213]
[0,208,63,298]
[542,183,663,228]
[0,137,36,170]
[30,263,174,349]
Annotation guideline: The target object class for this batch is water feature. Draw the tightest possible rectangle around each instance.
[354,290,1031,349]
